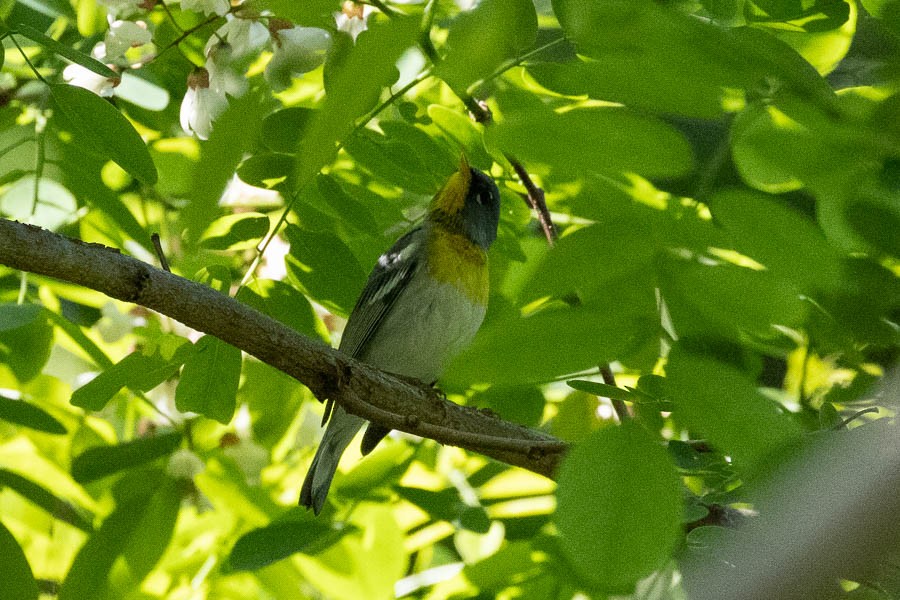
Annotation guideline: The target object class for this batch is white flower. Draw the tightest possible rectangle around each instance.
[264,25,332,92]
[103,19,152,61]
[62,64,119,97]
[180,68,228,140]
[181,0,229,17]
[167,449,205,480]
[334,1,376,42]
[206,42,247,98]
[207,14,269,58]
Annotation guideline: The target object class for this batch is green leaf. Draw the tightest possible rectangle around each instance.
[58,487,156,600]
[0,393,66,434]
[343,128,443,194]
[50,84,157,185]
[0,177,77,230]
[315,175,379,236]
[237,278,330,343]
[445,303,659,386]
[658,255,808,343]
[182,90,265,242]
[468,385,546,427]
[427,105,493,170]
[542,2,835,117]
[708,188,843,292]
[199,213,270,251]
[174,335,242,424]
[555,422,682,593]
[566,380,636,403]
[666,343,803,471]
[70,431,183,484]
[236,152,295,191]
[262,107,315,153]
[70,342,194,411]
[119,476,183,582]
[284,224,367,316]
[0,521,39,600]
[295,16,420,190]
[13,23,115,78]
[0,469,93,532]
[229,519,349,571]
[436,0,538,91]
[488,105,694,179]
[0,304,54,382]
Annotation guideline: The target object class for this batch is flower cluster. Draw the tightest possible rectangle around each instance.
[66,1,380,140]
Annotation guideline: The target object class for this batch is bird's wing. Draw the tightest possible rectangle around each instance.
[338,226,424,360]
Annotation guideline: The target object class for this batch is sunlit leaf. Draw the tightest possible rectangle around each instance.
[175,335,242,424]
[14,23,114,77]
[50,84,157,185]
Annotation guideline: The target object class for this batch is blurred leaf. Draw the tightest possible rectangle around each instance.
[70,341,194,411]
[0,521,39,600]
[469,385,546,427]
[522,203,663,302]
[566,380,637,403]
[489,105,694,179]
[0,304,54,383]
[0,177,77,231]
[182,91,266,242]
[50,84,157,185]
[13,23,115,77]
[427,105,493,169]
[230,519,348,571]
[437,0,538,90]
[446,302,658,386]
[262,107,315,153]
[666,343,803,470]
[175,335,242,424]
[58,487,155,600]
[658,255,808,343]
[555,422,682,593]
[338,443,415,500]
[708,188,843,292]
[0,393,65,433]
[199,213,270,251]
[237,152,295,191]
[71,431,182,484]
[284,223,367,316]
[343,128,442,194]
[263,0,339,28]
[315,175,379,236]
[119,475,182,582]
[237,278,329,343]
[541,2,835,117]
[295,16,419,190]
[0,468,93,532]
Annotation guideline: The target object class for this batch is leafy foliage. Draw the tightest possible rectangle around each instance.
[0,0,897,598]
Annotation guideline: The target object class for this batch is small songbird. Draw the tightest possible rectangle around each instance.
[300,155,501,514]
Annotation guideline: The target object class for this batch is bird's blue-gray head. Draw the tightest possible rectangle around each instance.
[460,168,500,249]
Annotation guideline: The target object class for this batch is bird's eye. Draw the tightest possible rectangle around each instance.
[475,192,484,205]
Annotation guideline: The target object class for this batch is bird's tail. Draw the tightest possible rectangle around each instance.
[299,406,365,514]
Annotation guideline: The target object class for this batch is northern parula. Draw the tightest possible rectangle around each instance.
[300,155,501,514]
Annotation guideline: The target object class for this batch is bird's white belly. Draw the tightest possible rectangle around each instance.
[358,274,486,382]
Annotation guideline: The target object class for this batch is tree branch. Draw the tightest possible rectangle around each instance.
[0,219,567,478]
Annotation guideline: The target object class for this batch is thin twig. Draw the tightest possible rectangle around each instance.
[151,233,170,272]
[509,158,556,245]
[601,363,632,421]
